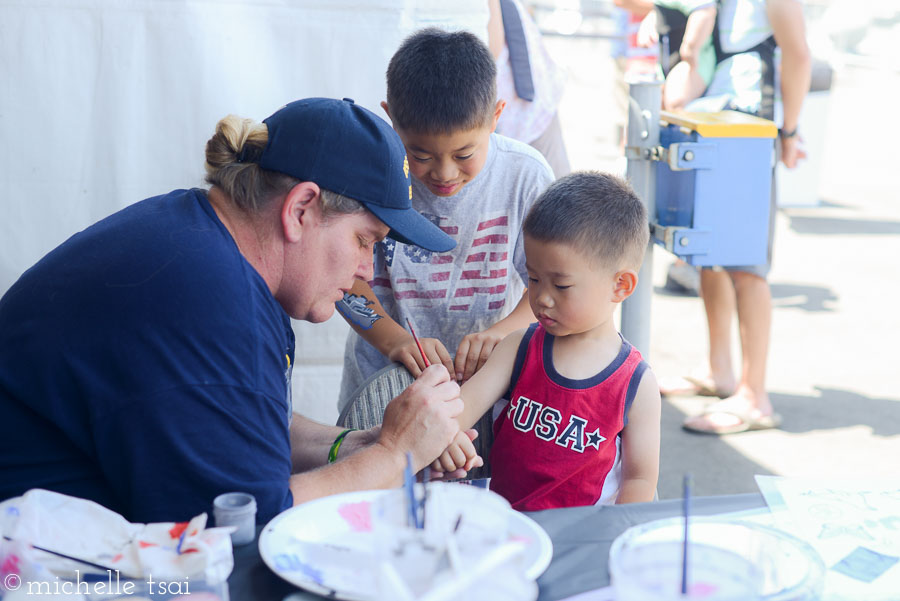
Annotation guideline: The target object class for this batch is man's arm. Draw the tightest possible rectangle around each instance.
[768,0,812,168]
[288,437,407,503]
[337,278,455,376]
[616,368,661,504]
[288,365,463,505]
[288,415,378,473]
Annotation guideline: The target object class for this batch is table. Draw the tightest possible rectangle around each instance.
[228,492,767,601]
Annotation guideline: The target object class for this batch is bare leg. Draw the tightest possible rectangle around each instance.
[700,268,737,393]
[684,270,775,432]
[659,267,736,397]
[728,271,773,415]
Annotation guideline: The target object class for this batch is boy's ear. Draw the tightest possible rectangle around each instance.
[281,182,321,243]
[380,101,391,121]
[612,269,639,303]
[489,99,507,132]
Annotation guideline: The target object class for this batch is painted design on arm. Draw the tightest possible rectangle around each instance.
[337,293,382,330]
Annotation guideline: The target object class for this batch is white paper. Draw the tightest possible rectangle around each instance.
[756,475,900,601]
[1,489,234,583]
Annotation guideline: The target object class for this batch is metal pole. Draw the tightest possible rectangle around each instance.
[620,80,662,358]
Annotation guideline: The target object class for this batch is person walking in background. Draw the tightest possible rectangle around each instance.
[665,0,812,434]
[487,0,571,177]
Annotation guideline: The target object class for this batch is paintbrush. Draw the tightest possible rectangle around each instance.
[406,317,430,368]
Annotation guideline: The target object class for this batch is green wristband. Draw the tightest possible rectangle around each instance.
[328,428,355,464]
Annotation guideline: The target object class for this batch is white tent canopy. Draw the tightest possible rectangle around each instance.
[1,0,488,420]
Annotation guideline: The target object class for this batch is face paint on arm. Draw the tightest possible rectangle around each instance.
[337,293,382,330]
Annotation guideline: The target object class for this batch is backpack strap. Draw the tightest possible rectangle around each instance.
[711,0,777,120]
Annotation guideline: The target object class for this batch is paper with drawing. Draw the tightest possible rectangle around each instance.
[756,476,900,601]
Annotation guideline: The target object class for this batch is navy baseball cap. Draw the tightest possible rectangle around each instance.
[259,98,455,253]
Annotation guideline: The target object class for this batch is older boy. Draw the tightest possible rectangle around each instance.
[435,172,661,509]
[337,28,554,408]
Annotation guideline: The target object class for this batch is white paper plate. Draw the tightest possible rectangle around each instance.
[259,487,553,600]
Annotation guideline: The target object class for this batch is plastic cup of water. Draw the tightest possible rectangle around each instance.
[611,538,761,600]
[609,517,824,601]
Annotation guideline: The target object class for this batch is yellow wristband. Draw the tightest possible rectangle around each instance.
[328,429,355,464]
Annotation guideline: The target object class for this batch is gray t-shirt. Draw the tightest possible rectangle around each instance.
[338,134,554,409]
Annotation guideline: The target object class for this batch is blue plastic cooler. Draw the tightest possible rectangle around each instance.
[653,110,777,267]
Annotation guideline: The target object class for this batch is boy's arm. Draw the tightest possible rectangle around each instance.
[616,368,661,504]
[456,328,525,431]
[337,278,456,377]
[680,6,716,66]
[454,290,535,382]
[429,329,524,476]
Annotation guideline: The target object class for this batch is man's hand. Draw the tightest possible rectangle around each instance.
[377,364,463,470]
[388,335,455,378]
[454,329,504,383]
[780,134,806,169]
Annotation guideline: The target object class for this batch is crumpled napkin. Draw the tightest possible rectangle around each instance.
[0,489,234,585]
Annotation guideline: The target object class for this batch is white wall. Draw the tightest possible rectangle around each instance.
[0,0,488,424]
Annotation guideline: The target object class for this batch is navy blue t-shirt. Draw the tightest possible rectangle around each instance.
[0,189,295,523]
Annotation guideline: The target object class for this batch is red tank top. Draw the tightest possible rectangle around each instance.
[489,324,646,510]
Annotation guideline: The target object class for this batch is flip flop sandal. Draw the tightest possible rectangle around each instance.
[659,375,733,399]
[682,399,783,435]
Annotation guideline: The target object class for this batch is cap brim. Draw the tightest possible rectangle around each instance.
[364,203,456,253]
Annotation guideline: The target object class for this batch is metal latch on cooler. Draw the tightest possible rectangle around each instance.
[625,142,717,171]
[649,223,711,257]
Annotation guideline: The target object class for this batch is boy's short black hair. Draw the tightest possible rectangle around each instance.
[386,28,497,134]
[523,172,650,271]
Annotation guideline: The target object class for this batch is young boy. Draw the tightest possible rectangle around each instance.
[434,172,661,509]
[337,28,554,411]
[638,0,717,110]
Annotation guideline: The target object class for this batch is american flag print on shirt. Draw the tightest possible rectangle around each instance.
[374,213,512,313]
